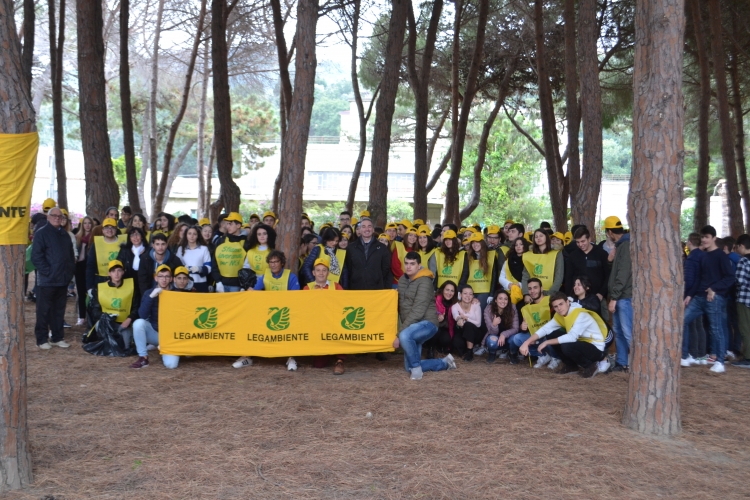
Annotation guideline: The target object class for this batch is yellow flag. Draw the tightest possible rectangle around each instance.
[0,132,38,245]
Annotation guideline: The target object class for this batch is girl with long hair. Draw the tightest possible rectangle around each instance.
[244,223,276,275]
[391,227,419,285]
[301,227,347,288]
[434,229,468,290]
[176,226,212,292]
[450,285,483,361]
[74,216,95,325]
[167,222,188,252]
[481,290,519,363]
[116,227,149,300]
[521,228,564,298]
[465,233,498,310]
[424,280,459,358]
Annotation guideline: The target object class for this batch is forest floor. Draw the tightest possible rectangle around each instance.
[6,295,750,500]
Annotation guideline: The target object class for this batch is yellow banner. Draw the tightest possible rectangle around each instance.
[158,289,398,357]
[0,132,38,245]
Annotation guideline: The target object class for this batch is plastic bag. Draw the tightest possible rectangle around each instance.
[238,268,257,290]
[82,314,136,357]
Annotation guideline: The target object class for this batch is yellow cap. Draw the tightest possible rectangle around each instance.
[551,232,565,242]
[351,217,358,225]
[524,231,533,243]
[603,215,623,230]
[341,232,350,240]
[108,260,124,271]
[102,218,117,228]
[301,213,311,221]
[385,222,398,230]
[199,218,210,226]
[173,266,190,277]
[313,256,330,269]
[155,264,172,275]
[242,223,250,229]
[249,213,260,220]
[320,222,333,230]
[468,232,484,243]
[60,208,69,217]
[417,224,431,234]
[417,227,431,237]
[564,231,573,245]
[471,223,481,230]
[443,230,457,240]
[42,198,57,210]
[360,210,370,217]
[486,225,501,235]
[399,219,413,228]
[458,227,467,234]
[262,210,276,219]
[504,219,515,225]
[378,234,391,242]
[413,219,424,226]
[405,227,418,235]
[464,227,478,235]
[224,212,243,223]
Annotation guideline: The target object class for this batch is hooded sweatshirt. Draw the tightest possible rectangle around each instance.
[398,268,439,331]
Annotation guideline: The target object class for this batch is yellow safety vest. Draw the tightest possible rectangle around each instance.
[97,278,134,323]
[435,250,466,287]
[317,245,346,283]
[263,269,290,291]
[467,250,496,294]
[246,247,270,274]
[306,281,337,291]
[522,250,559,290]
[499,245,510,257]
[94,236,124,276]
[553,308,607,345]
[419,248,436,265]
[521,296,551,334]
[393,241,409,275]
[215,240,246,278]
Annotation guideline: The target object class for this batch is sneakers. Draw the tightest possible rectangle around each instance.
[473,345,487,356]
[146,344,157,351]
[581,363,599,379]
[705,356,717,365]
[486,352,497,363]
[50,340,70,348]
[463,350,474,362]
[694,355,709,365]
[410,366,423,380]
[709,362,725,374]
[286,357,298,371]
[498,349,509,359]
[508,353,519,365]
[130,356,149,369]
[76,318,86,326]
[731,359,750,369]
[443,354,457,370]
[63,322,72,329]
[333,359,345,375]
[726,351,737,361]
[680,355,699,367]
[548,358,561,370]
[38,342,51,350]
[534,354,551,368]
[598,358,610,374]
[232,356,252,369]
[612,364,629,373]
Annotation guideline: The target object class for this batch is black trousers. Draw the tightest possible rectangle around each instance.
[35,286,68,345]
[452,322,482,354]
[74,260,88,318]
[425,325,452,353]
[558,341,602,369]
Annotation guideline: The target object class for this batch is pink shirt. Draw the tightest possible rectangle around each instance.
[451,301,482,328]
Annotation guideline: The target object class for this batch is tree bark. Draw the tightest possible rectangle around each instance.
[272,91,285,214]
[21,0,34,96]
[206,137,217,219]
[407,0,443,221]
[153,0,207,215]
[148,0,165,217]
[77,0,120,217]
[575,0,604,232]
[276,0,318,269]
[119,0,141,213]
[368,0,409,227]
[137,108,150,217]
[211,0,241,212]
[49,0,67,209]
[534,0,568,232]
[707,0,743,237]
[443,0,462,224]
[623,0,684,436]
[0,0,34,489]
[459,60,515,220]
[563,0,580,222]
[197,38,210,219]
[690,0,710,231]
[730,16,750,233]
[270,0,293,215]
[444,0,489,225]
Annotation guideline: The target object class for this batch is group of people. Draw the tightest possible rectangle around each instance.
[27,197,750,380]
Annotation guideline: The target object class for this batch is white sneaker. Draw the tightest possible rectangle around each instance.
[50,340,70,348]
[534,354,551,368]
[286,357,298,371]
[598,359,610,373]
[709,362,725,373]
[146,344,157,351]
[726,351,737,360]
[410,366,423,380]
[680,355,699,367]
[76,318,86,326]
[473,346,487,356]
[443,353,457,370]
[548,358,561,370]
[232,356,252,368]
[498,351,508,359]
[38,342,51,350]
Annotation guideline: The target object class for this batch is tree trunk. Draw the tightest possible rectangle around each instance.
[368,0,409,227]
[563,0,581,222]
[623,0,684,436]
[119,0,140,213]
[276,0,318,269]
[690,0,710,231]
[444,0,489,225]
[211,0,241,212]
[148,0,165,217]
[575,0,604,232]
[270,0,293,215]
[0,0,35,489]
[153,0,207,214]
[730,16,750,233]
[138,108,150,217]
[272,91,285,214]
[407,0,443,221]
[443,0,462,224]
[426,144,451,194]
[206,138,218,220]
[162,139,196,203]
[197,39,210,219]
[49,0,67,209]
[707,0,743,237]
[534,0,568,232]
[77,0,119,217]
[459,60,515,220]
[21,0,34,96]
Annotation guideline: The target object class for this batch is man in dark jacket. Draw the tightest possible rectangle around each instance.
[31,207,75,348]
[564,226,610,305]
[345,217,393,290]
[393,252,457,380]
[137,232,182,294]
[608,230,632,371]
[684,233,707,361]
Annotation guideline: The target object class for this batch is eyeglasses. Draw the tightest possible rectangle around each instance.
[268,260,282,265]
[48,214,63,219]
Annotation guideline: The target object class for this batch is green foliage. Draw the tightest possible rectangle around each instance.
[111,155,142,197]
[231,94,279,176]
[681,207,695,239]
[310,79,353,136]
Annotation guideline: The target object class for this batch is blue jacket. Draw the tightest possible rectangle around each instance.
[693,248,735,298]
[31,223,75,287]
[684,249,704,298]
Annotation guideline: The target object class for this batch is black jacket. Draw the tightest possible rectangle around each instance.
[137,248,183,295]
[345,237,393,290]
[117,242,150,300]
[564,244,611,298]
[31,223,75,287]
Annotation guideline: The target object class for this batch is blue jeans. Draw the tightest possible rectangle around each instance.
[398,320,447,372]
[223,285,241,293]
[612,298,633,367]
[509,332,539,357]
[683,295,727,364]
[486,335,509,353]
[133,319,180,368]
